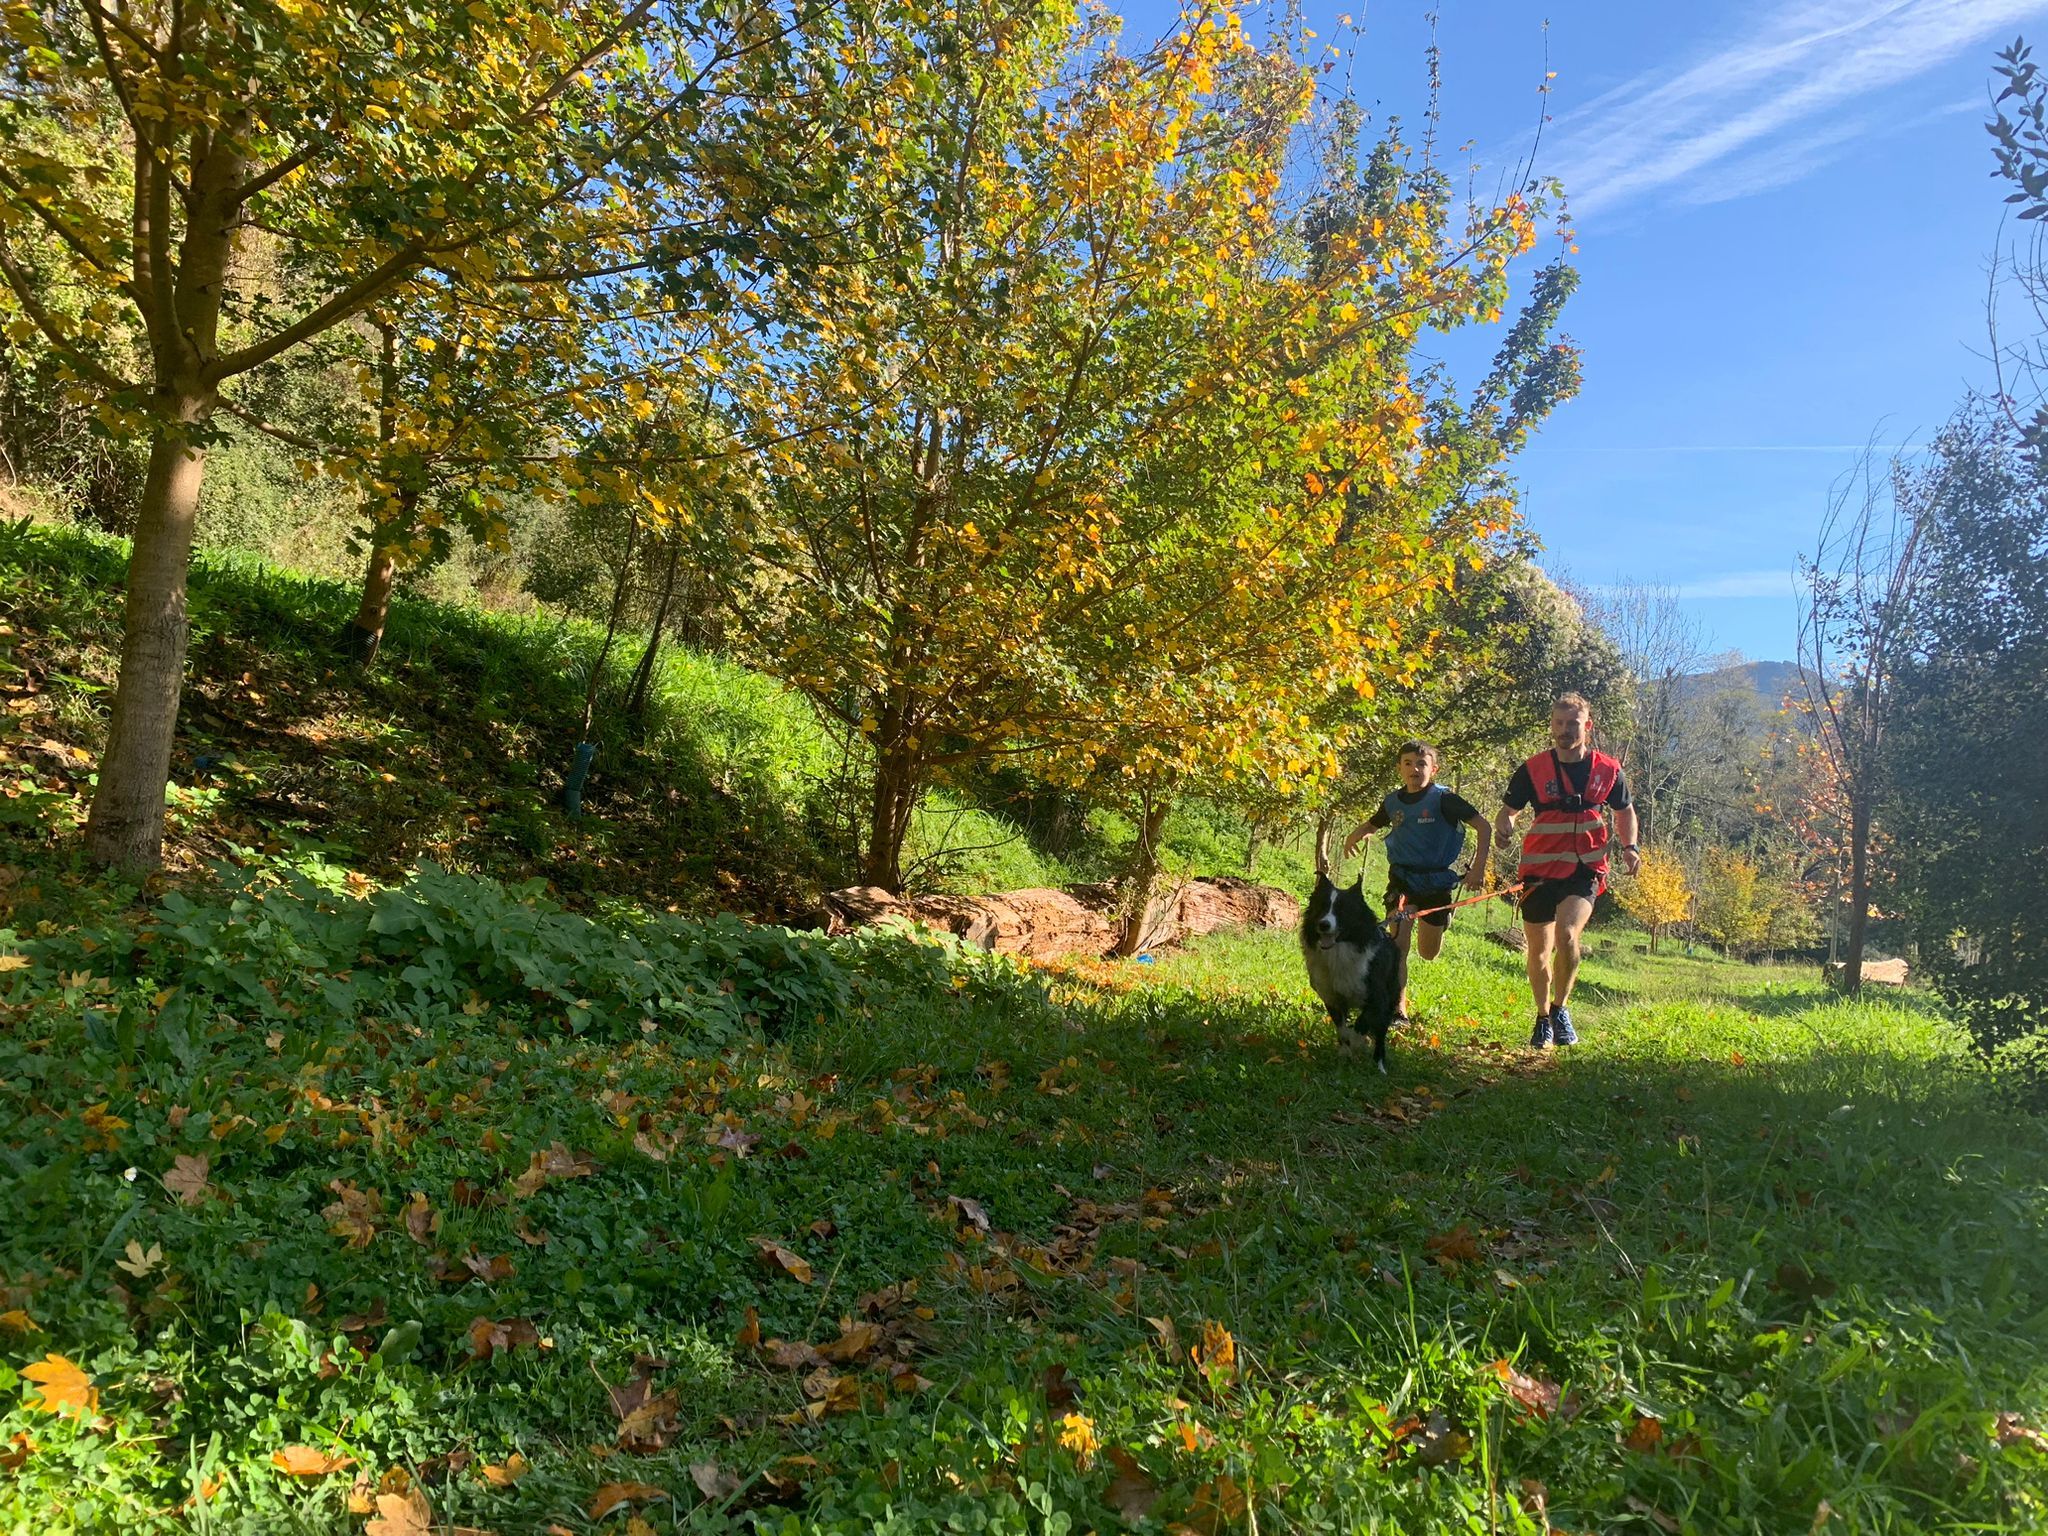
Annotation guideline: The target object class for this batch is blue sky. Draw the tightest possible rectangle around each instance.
[1125,0,2046,660]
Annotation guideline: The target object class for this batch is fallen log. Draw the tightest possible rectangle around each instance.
[822,876,1300,961]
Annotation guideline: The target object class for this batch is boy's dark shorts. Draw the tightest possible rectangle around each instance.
[1386,870,1459,929]
[1517,869,1602,925]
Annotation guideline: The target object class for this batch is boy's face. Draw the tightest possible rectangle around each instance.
[1398,751,1436,792]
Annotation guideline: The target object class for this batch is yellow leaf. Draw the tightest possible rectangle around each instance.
[0,1310,38,1333]
[1057,1412,1099,1468]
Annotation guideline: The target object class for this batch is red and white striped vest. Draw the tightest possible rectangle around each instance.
[1516,750,1622,884]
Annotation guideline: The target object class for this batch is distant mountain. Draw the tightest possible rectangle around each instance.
[1676,659,1805,714]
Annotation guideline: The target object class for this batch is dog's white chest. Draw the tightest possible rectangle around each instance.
[1302,940,1374,1007]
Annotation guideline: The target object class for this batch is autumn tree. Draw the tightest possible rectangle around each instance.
[728,1,1571,894]
[1615,844,1691,953]
[1691,848,1770,959]
[0,0,874,869]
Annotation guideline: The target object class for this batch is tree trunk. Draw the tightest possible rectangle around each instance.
[1114,792,1172,957]
[1313,801,1342,877]
[862,746,919,892]
[624,531,683,719]
[342,538,401,665]
[83,399,213,870]
[340,323,411,666]
[1842,787,1872,995]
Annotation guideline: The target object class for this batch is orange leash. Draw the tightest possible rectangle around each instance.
[1389,879,1526,925]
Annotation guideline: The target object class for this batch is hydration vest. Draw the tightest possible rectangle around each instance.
[1516,750,1622,885]
[1380,784,1465,889]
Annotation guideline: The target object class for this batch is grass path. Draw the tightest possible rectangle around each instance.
[3,902,2044,1534]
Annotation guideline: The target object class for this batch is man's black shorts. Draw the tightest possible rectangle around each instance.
[1386,870,1460,928]
[1518,869,1601,925]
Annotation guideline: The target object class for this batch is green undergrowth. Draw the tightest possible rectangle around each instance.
[0,519,842,919]
[2,862,2044,1534]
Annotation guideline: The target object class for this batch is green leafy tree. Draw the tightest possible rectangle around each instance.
[0,0,871,869]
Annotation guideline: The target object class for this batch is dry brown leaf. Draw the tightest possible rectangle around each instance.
[163,1153,211,1206]
[1105,1445,1157,1519]
[945,1195,991,1233]
[511,1142,596,1198]
[1489,1359,1562,1419]
[1995,1412,2048,1452]
[817,1319,883,1364]
[1424,1224,1481,1271]
[323,1180,384,1249]
[736,1306,761,1351]
[752,1237,814,1284]
[402,1192,440,1246]
[690,1460,741,1500]
[467,1315,541,1361]
[1410,1412,1472,1468]
[0,1432,32,1471]
[270,1444,356,1477]
[1625,1413,1666,1453]
[1625,1494,1682,1534]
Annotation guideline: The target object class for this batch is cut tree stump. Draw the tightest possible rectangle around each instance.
[822,876,1300,961]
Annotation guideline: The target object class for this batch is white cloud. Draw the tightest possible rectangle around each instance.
[1672,570,1800,599]
[1543,1,2047,215]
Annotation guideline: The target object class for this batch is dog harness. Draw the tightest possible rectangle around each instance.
[1516,749,1622,885]
[1380,784,1465,891]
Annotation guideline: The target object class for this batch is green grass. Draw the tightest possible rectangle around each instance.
[3,858,2043,1534]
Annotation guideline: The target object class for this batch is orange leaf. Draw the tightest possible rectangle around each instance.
[588,1481,667,1519]
[1625,1413,1665,1453]
[21,1354,96,1419]
[365,1487,432,1536]
[479,1452,530,1487]
[271,1444,357,1477]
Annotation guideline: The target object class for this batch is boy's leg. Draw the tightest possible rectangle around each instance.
[1415,915,1447,961]
[1548,895,1595,1009]
[1390,912,1414,1016]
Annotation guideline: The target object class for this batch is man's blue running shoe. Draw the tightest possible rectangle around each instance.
[1529,1012,1552,1050]
[1550,1003,1578,1046]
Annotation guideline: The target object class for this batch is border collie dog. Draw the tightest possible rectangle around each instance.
[1300,872,1401,1072]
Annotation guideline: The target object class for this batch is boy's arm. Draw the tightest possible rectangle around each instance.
[1464,815,1493,889]
[1341,808,1389,860]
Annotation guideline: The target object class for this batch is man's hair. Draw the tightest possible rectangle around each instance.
[1396,739,1438,765]
[1552,691,1593,718]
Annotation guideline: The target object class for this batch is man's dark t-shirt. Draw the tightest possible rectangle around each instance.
[1501,755,1632,812]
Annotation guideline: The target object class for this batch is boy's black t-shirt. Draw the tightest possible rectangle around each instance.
[1501,755,1632,812]
[1362,786,1483,831]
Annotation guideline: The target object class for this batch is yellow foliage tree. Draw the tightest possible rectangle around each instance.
[1616,844,1692,953]
[727,0,1569,892]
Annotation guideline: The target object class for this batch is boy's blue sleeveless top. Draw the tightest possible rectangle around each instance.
[1381,785,1465,887]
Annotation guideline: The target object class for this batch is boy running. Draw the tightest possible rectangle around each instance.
[1343,740,1492,1021]
[1492,692,1641,1049]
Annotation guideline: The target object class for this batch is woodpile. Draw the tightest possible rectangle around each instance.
[822,876,1301,961]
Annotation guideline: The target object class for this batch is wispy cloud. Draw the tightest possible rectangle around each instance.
[1673,570,1800,600]
[1544,1,2048,215]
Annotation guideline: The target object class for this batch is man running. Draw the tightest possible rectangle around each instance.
[1493,692,1640,1049]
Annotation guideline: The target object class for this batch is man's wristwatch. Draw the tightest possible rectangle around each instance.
[1621,843,1639,853]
